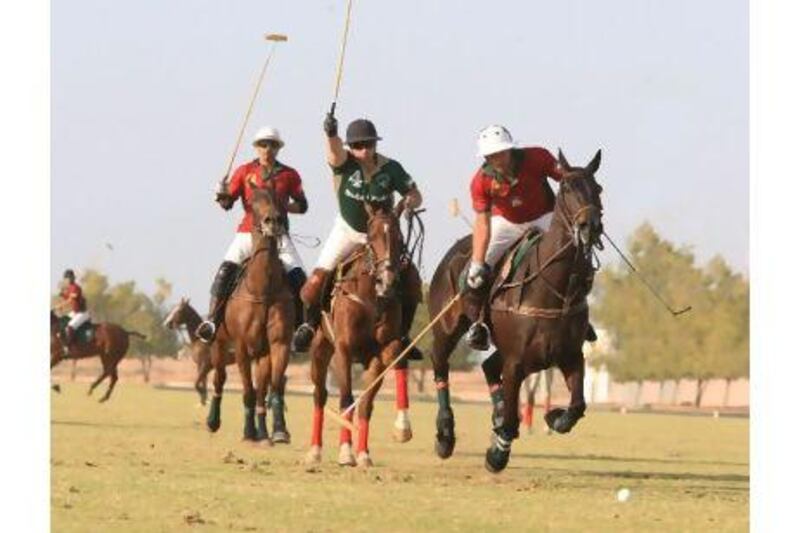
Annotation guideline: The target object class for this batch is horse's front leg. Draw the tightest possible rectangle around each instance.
[332,340,357,467]
[305,332,333,467]
[195,349,211,406]
[545,354,587,434]
[255,354,272,444]
[431,321,462,459]
[481,350,505,430]
[355,349,388,468]
[391,342,413,443]
[485,358,524,473]
[237,344,258,442]
[267,318,292,444]
[206,342,227,433]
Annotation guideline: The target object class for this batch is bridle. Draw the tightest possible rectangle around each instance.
[495,170,604,314]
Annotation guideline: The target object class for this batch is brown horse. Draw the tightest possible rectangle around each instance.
[163,298,235,406]
[427,149,604,472]
[305,206,410,468]
[205,188,295,444]
[50,311,146,402]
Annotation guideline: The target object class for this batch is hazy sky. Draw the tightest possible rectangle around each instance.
[51,0,748,307]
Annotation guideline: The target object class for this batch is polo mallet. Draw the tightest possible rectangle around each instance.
[602,230,692,317]
[448,198,474,230]
[325,292,463,431]
[219,33,288,191]
[329,0,355,117]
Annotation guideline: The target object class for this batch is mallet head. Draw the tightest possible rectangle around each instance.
[264,33,288,42]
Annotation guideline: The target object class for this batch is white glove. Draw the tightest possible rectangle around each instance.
[467,261,489,289]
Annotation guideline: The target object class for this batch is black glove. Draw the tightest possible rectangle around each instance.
[216,192,234,211]
[323,112,338,138]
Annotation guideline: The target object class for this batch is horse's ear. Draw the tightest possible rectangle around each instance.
[558,148,571,171]
[586,149,602,175]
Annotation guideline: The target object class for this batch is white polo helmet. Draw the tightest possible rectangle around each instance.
[252,126,284,147]
[477,125,516,157]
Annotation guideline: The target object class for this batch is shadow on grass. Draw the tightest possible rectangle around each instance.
[460,450,747,468]
[52,419,189,431]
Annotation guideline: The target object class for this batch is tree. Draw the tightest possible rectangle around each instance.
[593,223,749,407]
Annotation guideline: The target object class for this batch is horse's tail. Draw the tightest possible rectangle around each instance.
[124,329,147,340]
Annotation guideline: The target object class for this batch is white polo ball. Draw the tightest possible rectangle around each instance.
[616,488,631,502]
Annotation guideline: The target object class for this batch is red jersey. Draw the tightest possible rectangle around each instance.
[227,159,305,233]
[60,282,87,313]
[470,147,563,224]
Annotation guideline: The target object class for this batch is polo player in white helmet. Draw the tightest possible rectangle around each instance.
[196,126,310,343]
[464,125,567,349]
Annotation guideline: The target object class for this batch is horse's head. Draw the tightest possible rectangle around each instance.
[250,187,284,240]
[163,297,190,330]
[555,149,604,249]
[365,203,403,299]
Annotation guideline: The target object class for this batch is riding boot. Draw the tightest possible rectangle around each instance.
[292,268,331,353]
[464,284,490,351]
[399,265,423,361]
[286,268,307,331]
[63,326,75,355]
[196,261,240,343]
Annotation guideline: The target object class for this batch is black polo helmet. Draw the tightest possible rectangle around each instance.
[63,269,75,280]
[345,119,382,145]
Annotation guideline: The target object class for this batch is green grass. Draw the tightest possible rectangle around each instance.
[51,384,748,532]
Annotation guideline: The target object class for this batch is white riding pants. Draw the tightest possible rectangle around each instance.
[315,215,368,271]
[67,311,90,330]
[223,232,305,272]
[484,212,553,267]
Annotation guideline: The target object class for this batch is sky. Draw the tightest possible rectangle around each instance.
[51,0,748,307]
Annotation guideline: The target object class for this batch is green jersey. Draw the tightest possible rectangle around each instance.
[332,153,416,233]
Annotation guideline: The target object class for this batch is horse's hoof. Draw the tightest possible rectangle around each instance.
[435,437,455,459]
[544,408,566,431]
[338,444,356,467]
[392,424,413,443]
[98,397,109,404]
[484,446,510,474]
[356,452,373,468]
[544,407,583,434]
[258,437,273,447]
[206,419,221,433]
[435,408,456,459]
[304,446,322,468]
[271,430,291,444]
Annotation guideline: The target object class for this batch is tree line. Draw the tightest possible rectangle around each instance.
[592,223,749,406]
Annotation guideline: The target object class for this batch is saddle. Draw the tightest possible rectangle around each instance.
[57,315,96,346]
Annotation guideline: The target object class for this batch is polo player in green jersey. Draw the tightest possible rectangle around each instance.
[292,111,423,357]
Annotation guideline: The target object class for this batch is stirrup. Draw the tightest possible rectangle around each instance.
[466,322,490,351]
[196,320,216,344]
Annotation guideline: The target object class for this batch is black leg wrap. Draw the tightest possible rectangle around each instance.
[481,351,503,386]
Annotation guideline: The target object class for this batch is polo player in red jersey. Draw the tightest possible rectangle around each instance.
[59,269,90,354]
[196,126,309,343]
[464,125,569,350]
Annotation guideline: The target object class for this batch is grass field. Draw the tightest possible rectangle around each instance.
[51,383,748,532]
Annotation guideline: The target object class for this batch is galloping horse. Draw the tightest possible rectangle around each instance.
[205,187,295,444]
[50,311,146,402]
[428,149,604,472]
[163,298,234,405]
[305,205,410,467]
